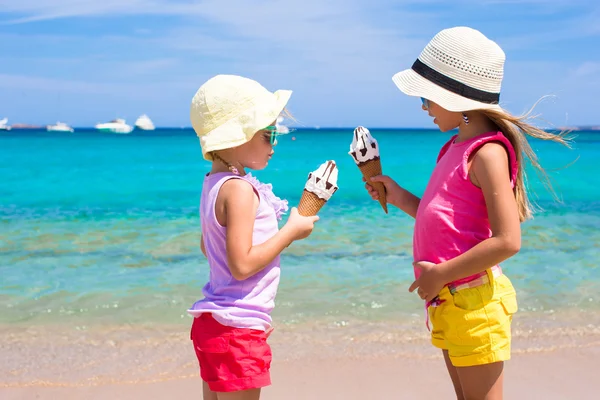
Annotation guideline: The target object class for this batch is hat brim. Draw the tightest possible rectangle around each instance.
[202,89,292,161]
[254,89,293,136]
[392,69,502,113]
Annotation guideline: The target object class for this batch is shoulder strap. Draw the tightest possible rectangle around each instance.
[214,174,260,199]
[462,132,519,185]
[203,174,260,228]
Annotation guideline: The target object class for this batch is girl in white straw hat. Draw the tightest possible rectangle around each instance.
[366,27,569,399]
[188,74,319,400]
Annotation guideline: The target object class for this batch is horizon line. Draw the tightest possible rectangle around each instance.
[3,125,599,131]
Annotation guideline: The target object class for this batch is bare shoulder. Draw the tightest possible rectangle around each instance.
[219,178,256,201]
[470,142,511,187]
[472,141,509,166]
[469,142,510,188]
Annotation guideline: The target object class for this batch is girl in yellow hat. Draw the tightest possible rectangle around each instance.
[188,74,319,399]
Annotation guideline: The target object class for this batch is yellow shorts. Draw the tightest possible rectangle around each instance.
[428,273,518,367]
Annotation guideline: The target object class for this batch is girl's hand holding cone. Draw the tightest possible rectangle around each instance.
[363,175,401,207]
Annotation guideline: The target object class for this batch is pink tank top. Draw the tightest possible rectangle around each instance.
[413,131,518,286]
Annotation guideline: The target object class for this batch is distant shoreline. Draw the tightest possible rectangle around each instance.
[2,126,600,131]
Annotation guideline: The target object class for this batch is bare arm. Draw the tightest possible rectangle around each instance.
[437,142,521,282]
[366,176,420,218]
[390,188,421,219]
[222,179,311,281]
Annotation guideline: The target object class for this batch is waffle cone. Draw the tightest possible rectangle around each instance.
[298,189,327,216]
[358,159,388,213]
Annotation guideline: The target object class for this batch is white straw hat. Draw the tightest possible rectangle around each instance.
[190,74,292,161]
[392,26,505,112]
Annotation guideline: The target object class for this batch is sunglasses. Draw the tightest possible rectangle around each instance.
[262,125,295,145]
[262,126,278,145]
[421,97,430,110]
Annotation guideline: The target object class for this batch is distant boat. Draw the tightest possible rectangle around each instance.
[10,123,43,130]
[47,122,74,133]
[275,116,290,134]
[0,118,11,131]
[134,114,155,131]
[95,118,133,134]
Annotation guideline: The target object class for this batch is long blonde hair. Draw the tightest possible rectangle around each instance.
[479,102,571,222]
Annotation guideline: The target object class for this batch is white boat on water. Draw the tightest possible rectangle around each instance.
[134,114,155,131]
[275,116,290,134]
[95,118,133,134]
[0,117,11,131]
[47,122,74,133]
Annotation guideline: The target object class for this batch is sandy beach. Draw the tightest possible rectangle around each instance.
[2,312,599,399]
[4,349,598,400]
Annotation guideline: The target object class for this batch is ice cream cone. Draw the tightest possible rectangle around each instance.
[358,158,388,213]
[298,160,339,216]
[298,189,327,216]
[349,126,387,214]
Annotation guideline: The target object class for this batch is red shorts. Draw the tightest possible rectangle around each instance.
[190,313,272,392]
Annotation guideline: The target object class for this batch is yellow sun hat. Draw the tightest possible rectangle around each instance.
[190,74,292,161]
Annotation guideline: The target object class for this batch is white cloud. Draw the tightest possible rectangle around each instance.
[0,0,597,126]
[0,0,424,27]
[570,62,600,79]
[0,72,188,95]
[0,0,429,83]
[134,28,152,35]
[117,58,180,75]
[0,0,178,24]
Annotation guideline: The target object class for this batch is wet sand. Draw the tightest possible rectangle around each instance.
[2,312,599,399]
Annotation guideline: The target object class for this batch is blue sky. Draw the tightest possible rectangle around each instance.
[0,0,598,128]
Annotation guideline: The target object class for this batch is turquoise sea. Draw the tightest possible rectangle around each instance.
[1,128,599,331]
